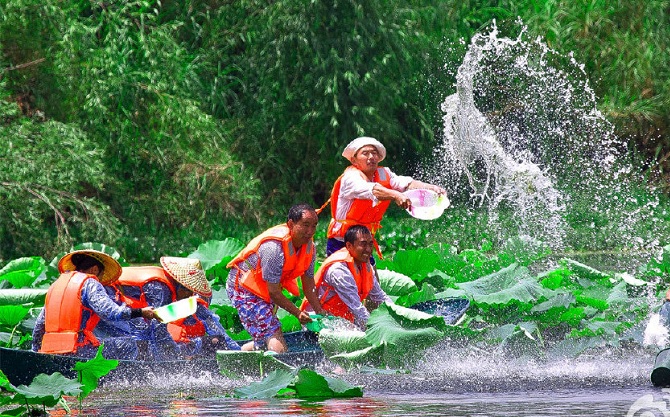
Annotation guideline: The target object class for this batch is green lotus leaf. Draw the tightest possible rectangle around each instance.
[293,368,362,398]
[377,269,417,297]
[419,270,454,292]
[233,368,297,398]
[73,345,119,398]
[318,328,371,358]
[384,302,449,332]
[329,344,385,367]
[12,372,81,406]
[607,281,637,308]
[188,238,245,272]
[277,309,301,333]
[0,289,47,307]
[395,283,437,307]
[530,292,575,313]
[364,304,446,366]
[559,307,586,327]
[537,266,572,289]
[0,370,11,390]
[0,305,30,327]
[451,263,549,306]
[384,247,441,282]
[560,258,612,286]
[0,257,46,289]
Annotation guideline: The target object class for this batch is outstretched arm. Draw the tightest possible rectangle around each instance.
[372,183,411,209]
[406,180,447,195]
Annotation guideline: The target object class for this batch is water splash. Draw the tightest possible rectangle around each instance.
[434,21,654,251]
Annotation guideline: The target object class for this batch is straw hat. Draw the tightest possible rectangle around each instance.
[160,257,212,297]
[57,250,122,285]
[341,136,386,162]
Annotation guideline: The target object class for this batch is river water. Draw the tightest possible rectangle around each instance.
[73,346,664,416]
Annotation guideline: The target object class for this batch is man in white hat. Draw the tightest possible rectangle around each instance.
[32,249,156,359]
[326,136,446,260]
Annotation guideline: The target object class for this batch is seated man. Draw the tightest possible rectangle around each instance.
[301,225,391,330]
[226,203,327,353]
[112,256,239,358]
[32,250,155,359]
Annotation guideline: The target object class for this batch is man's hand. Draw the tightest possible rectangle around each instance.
[140,307,156,320]
[394,191,411,209]
[297,311,313,325]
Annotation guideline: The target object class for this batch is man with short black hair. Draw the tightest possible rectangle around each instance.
[226,204,327,352]
[301,225,391,330]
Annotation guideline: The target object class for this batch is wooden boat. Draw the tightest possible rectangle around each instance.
[0,331,321,386]
[0,298,469,385]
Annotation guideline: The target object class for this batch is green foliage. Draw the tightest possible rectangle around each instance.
[0,105,120,261]
[233,368,363,399]
[199,0,446,206]
[322,303,449,368]
[0,257,49,289]
[73,345,119,399]
[189,239,245,287]
[0,346,115,416]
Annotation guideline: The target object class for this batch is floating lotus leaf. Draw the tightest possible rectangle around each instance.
[73,345,118,398]
[188,238,244,272]
[377,269,417,296]
[12,372,81,406]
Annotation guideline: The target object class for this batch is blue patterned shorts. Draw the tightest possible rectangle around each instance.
[227,284,281,349]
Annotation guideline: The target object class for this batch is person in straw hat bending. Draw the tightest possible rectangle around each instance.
[227,203,327,353]
[32,249,156,359]
[111,256,240,358]
[325,136,446,261]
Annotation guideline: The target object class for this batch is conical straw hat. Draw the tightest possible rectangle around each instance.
[57,250,122,285]
[160,257,212,297]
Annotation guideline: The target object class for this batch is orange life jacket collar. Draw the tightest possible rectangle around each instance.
[227,224,314,302]
[300,248,374,322]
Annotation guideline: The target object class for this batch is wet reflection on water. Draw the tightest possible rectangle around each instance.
[69,347,664,417]
[74,388,661,416]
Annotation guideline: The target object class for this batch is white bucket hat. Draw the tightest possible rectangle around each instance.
[160,256,212,297]
[342,137,386,162]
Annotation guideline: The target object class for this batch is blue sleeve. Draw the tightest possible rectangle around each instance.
[143,280,173,307]
[82,279,132,321]
[31,308,46,351]
[195,303,240,350]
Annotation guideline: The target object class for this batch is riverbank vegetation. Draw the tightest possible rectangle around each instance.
[1,0,668,262]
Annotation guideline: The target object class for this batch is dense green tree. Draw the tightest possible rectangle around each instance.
[197,0,449,206]
[0,85,119,261]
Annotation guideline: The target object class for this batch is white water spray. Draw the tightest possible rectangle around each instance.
[434,22,650,251]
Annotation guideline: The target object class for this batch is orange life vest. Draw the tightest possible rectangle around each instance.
[227,224,314,302]
[40,271,101,354]
[166,297,208,342]
[300,248,374,322]
[112,266,206,344]
[326,166,393,239]
[113,266,176,309]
